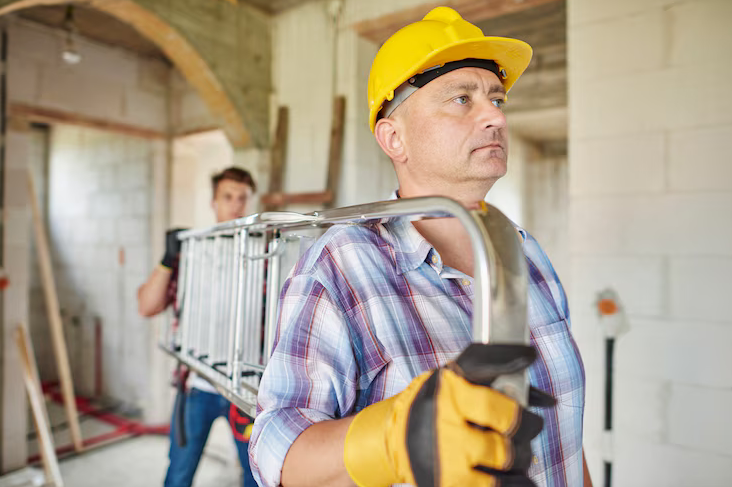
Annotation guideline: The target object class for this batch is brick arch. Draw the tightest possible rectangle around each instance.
[0,0,254,147]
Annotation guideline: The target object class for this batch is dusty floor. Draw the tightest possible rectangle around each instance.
[24,402,244,487]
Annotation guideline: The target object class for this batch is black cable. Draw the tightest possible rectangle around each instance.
[604,337,615,487]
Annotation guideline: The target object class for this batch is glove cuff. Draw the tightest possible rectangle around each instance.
[160,253,175,269]
[344,396,400,487]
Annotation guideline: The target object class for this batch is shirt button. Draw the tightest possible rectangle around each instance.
[461,279,470,286]
[533,456,539,465]
[431,255,438,264]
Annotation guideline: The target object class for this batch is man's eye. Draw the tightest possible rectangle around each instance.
[454,95,469,105]
[492,98,506,109]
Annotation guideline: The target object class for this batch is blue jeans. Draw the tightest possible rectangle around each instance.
[164,388,257,487]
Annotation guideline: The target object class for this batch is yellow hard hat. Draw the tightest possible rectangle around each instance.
[367,6,533,132]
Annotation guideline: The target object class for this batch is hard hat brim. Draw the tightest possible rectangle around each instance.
[370,36,532,131]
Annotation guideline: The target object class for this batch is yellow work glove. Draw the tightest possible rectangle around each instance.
[343,343,555,487]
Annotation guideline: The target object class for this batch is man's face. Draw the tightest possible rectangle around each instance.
[212,179,253,223]
[395,67,509,190]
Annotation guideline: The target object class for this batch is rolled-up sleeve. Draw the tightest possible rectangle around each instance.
[249,273,357,487]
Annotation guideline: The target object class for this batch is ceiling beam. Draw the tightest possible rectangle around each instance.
[352,0,561,45]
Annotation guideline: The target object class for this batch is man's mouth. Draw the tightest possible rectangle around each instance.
[473,142,504,152]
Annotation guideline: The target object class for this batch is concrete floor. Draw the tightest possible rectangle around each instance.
[25,403,243,487]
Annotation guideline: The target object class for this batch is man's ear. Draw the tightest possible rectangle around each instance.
[374,118,407,165]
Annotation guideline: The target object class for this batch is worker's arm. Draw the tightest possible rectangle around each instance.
[281,417,355,487]
[250,274,359,487]
[250,272,554,487]
[137,228,185,317]
[137,265,173,317]
[583,449,593,487]
[278,344,554,487]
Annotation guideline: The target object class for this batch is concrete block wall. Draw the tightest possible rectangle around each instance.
[1,16,218,467]
[524,150,569,281]
[2,128,32,471]
[486,132,535,228]
[8,19,169,132]
[26,127,53,380]
[170,69,219,136]
[171,129,234,228]
[44,124,165,408]
[272,0,396,208]
[568,0,732,484]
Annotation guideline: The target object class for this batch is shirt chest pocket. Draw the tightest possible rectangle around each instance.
[529,318,585,410]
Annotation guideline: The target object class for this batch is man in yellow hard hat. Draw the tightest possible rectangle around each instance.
[250,7,590,487]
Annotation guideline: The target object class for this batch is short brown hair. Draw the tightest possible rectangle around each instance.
[211,166,257,195]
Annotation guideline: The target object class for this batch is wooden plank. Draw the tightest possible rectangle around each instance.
[260,190,332,208]
[265,106,289,211]
[15,325,64,487]
[26,170,84,453]
[352,0,561,45]
[174,125,222,138]
[324,96,346,209]
[10,103,165,139]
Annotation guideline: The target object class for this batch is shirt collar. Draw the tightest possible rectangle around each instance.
[382,192,433,275]
[382,191,527,275]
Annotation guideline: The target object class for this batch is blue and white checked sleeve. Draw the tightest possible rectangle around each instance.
[249,273,358,487]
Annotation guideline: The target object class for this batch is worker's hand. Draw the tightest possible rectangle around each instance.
[160,228,188,269]
[343,343,555,487]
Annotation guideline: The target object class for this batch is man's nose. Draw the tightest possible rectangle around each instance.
[476,99,507,130]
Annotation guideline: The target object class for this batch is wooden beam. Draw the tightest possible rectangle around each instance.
[260,191,332,208]
[26,170,84,454]
[352,0,561,45]
[15,325,64,487]
[324,96,346,209]
[10,103,166,139]
[265,106,289,211]
[174,125,223,139]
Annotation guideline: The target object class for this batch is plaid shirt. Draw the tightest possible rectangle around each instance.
[250,216,586,487]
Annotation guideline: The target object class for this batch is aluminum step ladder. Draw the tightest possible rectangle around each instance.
[159,197,529,417]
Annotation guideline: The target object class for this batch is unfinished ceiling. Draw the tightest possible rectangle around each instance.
[18,4,166,61]
[476,0,567,114]
[240,0,321,14]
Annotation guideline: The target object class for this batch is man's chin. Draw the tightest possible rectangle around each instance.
[473,158,507,178]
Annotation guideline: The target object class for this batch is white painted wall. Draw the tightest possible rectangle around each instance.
[568,0,732,484]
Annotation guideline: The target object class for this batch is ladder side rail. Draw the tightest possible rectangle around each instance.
[195,238,209,362]
[215,236,233,373]
[207,236,221,367]
[225,231,242,384]
[179,238,197,358]
[231,229,249,393]
[263,235,282,367]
